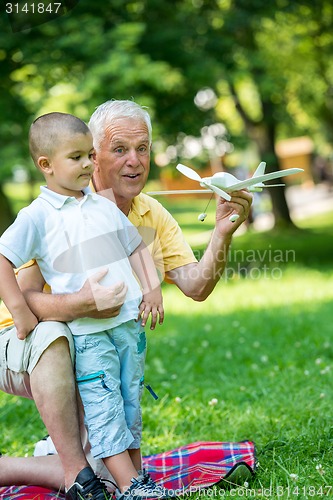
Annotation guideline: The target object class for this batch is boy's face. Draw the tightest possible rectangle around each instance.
[44,132,95,197]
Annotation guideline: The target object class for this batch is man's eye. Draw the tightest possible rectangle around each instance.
[115,147,124,154]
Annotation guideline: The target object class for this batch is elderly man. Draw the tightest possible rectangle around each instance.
[0,100,252,498]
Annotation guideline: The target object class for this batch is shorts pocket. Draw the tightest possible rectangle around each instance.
[4,329,27,373]
[77,370,112,393]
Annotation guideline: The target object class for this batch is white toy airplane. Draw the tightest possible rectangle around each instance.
[148,162,303,202]
[147,161,303,222]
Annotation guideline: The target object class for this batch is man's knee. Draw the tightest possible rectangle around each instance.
[0,322,74,398]
[27,321,75,374]
[40,335,72,356]
[35,335,73,368]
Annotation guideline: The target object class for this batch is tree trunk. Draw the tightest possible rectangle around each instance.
[229,82,295,228]
[249,123,295,228]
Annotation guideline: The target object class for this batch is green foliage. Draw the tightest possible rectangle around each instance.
[2,0,333,163]
[1,0,333,227]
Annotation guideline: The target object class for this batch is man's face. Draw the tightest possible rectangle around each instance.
[93,117,151,211]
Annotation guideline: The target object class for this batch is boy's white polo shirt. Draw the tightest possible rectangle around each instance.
[0,186,143,335]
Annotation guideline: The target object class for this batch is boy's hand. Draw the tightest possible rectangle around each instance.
[14,307,38,340]
[138,288,164,330]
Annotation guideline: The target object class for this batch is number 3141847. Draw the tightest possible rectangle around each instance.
[6,3,62,14]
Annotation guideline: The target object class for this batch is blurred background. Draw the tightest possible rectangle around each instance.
[2,3,333,485]
[1,0,333,232]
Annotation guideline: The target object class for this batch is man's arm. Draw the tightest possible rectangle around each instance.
[166,190,252,301]
[128,240,164,329]
[19,264,126,321]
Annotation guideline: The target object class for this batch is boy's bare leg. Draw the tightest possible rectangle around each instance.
[30,337,90,490]
[0,455,65,490]
[128,448,142,472]
[103,450,139,492]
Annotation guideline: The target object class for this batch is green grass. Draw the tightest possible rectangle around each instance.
[142,267,333,497]
[1,189,333,497]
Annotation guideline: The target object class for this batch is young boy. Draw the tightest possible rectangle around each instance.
[0,112,166,500]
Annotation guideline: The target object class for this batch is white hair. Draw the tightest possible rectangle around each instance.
[88,99,152,151]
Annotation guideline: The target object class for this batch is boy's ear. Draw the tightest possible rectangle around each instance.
[37,156,52,174]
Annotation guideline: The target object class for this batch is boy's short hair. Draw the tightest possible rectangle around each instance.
[29,112,90,166]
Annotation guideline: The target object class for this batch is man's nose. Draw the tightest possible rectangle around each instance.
[126,149,140,166]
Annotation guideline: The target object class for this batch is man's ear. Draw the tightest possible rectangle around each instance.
[92,151,99,170]
[37,156,52,174]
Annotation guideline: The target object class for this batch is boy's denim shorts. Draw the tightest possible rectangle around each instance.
[0,321,74,398]
[74,319,147,460]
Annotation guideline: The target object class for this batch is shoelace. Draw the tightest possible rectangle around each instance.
[82,475,111,499]
[110,471,165,500]
[130,476,165,498]
[101,478,118,499]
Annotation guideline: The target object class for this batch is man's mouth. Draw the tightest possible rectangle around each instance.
[124,173,140,179]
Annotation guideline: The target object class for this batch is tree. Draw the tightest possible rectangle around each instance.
[1,0,332,229]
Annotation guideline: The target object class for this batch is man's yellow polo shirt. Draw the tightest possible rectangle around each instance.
[128,192,196,281]
[0,192,197,330]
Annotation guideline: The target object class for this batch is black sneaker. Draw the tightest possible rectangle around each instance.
[139,470,168,496]
[116,470,169,500]
[66,466,112,500]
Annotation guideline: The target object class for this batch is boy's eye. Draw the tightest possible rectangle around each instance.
[71,155,80,160]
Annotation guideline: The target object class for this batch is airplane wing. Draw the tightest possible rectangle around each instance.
[214,168,303,192]
[202,181,231,201]
[147,189,211,195]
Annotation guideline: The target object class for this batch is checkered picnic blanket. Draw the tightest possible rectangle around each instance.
[0,485,61,499]
[0,440,255,499]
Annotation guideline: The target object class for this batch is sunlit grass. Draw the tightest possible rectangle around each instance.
[141,266,333,491]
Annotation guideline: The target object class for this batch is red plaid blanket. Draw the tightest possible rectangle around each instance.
[0,440,255,499]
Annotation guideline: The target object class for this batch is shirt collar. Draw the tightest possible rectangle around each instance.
[128,193,151,225]
[39,185,93,209]
[89,181,151,221]
[131,193,151,216]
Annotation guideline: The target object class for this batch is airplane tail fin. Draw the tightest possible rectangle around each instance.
[253,162,266,177]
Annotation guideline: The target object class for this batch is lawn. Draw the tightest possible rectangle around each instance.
[1,190,333,498]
